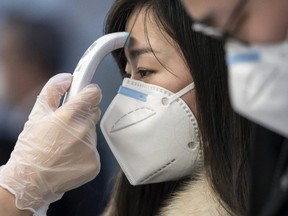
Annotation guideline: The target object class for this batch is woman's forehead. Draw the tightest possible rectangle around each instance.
[126,6,153,32]
[125,7,176,53]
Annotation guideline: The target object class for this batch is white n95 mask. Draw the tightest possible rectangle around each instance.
[100,78,202,185]
[225,40,288,137]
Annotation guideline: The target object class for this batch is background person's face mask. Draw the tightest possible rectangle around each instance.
[100,78,202,185]
[225,40,288,137]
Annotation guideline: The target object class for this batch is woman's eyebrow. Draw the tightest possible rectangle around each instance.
[127,47,154,60]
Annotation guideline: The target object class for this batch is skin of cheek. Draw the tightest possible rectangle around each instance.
[160,50,198,116]
[158,60,198,119]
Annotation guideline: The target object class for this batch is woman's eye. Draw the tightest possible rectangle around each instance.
[138,69,152,78]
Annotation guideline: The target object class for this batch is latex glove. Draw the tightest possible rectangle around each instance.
[0,73,102,216]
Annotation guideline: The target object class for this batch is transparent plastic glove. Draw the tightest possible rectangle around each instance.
[0,73,102,216]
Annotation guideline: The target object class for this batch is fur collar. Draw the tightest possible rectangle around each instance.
[158,173,230,216]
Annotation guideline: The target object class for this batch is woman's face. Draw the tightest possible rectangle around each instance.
[125,6,197,116]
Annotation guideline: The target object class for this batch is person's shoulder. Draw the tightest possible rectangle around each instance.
[158,172,230,216]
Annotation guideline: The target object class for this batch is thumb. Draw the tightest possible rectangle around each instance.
[28,73,73,121]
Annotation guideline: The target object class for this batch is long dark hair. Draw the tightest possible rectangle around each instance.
[103,0,255,215]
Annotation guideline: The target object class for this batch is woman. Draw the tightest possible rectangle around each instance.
[0,0,253,215]
[101,0,254,215]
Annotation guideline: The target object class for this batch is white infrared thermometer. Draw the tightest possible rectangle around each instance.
[63,31,129,102]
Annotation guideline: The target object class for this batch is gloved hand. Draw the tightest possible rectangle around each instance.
[0,73,102,216]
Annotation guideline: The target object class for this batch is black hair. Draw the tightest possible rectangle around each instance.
[103,0,255,215]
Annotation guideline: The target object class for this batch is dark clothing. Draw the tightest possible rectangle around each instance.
[262,138,288,216]
[249,125,288,216]
[0,137,15,165]
[48,182,112,216]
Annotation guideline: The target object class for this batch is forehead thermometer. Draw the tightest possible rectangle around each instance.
[63,32,129,102]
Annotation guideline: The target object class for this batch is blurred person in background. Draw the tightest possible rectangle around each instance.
[180,0,288,215]
[0,13,63,165]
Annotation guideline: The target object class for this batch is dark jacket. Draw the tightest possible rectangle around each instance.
[249,125,288,216]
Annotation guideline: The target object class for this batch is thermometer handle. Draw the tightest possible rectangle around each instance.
[63,32,129,102]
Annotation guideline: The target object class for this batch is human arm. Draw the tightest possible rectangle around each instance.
[0,187,32,216]
[0,73,102,215]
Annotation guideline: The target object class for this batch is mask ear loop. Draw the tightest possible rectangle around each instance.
[161,83,195,106]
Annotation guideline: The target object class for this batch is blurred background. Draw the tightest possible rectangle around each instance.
[0,0,121,215]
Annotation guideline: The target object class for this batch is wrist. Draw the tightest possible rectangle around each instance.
[0,186,32,216]
[0,161,55,215]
